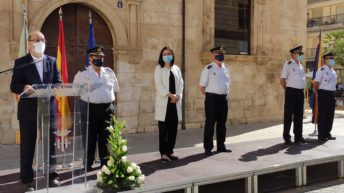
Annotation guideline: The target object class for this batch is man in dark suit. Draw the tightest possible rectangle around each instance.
[10,31,61,191]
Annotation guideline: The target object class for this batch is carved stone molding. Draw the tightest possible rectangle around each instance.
[202,0,214,52]
[200,0,214,65]
[127,0,142,63]
[128,48,142,64]
[113,47,129,56]
[200,51,212,65]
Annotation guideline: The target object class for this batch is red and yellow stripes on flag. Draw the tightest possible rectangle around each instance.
[312,34,322,124]
[56,15,72,151]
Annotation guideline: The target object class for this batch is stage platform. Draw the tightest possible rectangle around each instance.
[2,136,344,193]
[107,136,344,193]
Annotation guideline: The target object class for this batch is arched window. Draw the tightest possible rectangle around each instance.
[215,0,251,55]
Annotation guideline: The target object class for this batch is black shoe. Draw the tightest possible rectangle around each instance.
[284,140,292,145]
[217,148,232,153]
[87,166,93,172]
[204,150,212,156]
[318,138,328,141]
[294,141,302,146]
[161,155,171,162]
[295,138,307,145]
[327,135,336,140]
[23,183,35,192]
[49,175,60,187]
[167,154,179,160]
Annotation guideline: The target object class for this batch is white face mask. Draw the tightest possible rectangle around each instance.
[33,41,46,54]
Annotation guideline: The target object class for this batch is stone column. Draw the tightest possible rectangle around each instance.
[200,0,214,65]
[127,0,142,64]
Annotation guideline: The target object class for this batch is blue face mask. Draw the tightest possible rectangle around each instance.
[297,54,303,62]
[215,54,224,62]
[93,58,104,67]
[329,59,335,67]
[163,55,173,64]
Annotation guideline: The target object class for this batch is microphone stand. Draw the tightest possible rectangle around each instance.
[0,59,41,75]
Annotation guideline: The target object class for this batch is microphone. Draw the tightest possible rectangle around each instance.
[0,59,43,75]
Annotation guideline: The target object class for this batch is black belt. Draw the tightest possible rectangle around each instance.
[81,100,113,107]
[286,87,304,91]
[205,92,227,97]
[319,89,335,94]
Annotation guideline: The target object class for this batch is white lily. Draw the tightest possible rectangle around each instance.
[127,166,133,173]
[121,156,127,162]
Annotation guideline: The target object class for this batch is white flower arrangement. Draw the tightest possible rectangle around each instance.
[121,156,127,163]
[96,117,145,191]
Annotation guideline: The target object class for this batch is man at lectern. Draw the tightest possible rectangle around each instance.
[10,31,61,191]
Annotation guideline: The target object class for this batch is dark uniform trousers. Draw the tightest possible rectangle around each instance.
[82,101,114,168]
[204,92,228,151]
[19,119,57,184]
[158,102,178,155]
[283,87,304,142]
[318,89,335,139]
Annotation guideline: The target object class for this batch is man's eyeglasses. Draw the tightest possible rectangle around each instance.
[29,39,46,43]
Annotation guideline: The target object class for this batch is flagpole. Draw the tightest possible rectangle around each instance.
[310,30,322,136]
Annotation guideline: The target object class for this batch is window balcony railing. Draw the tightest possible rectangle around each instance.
[307,13,344,27]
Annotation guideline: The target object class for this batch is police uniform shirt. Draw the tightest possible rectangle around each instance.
[314,65,337,91]
[199,61,231,95]
[73,65,119,103]
[280,59,306,89]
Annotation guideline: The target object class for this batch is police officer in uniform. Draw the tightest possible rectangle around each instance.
[199,46,231,155]
[73,46,119,170]
[313,52,337,141]
[280,46,306,145]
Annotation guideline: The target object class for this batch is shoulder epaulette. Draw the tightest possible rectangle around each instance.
[207,65,212,69]
[287,61,292,64]
[321,67,325,71]
[80,67,87,72]
[104,67,114,72]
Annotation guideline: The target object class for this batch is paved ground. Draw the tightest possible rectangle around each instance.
[1,110,344,192]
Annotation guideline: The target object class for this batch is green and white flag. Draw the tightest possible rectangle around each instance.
[18,11,28,57]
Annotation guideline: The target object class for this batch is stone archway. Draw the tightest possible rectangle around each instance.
[41,4,114,78]
[28,0,130,69]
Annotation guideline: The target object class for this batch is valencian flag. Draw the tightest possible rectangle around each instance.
[86,10,96,66]
[16,7,29,144]
[18,8,28,57]
[310,33,322,125]
[56,7,72,152]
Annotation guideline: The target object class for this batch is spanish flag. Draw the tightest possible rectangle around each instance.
[56,8,72,151]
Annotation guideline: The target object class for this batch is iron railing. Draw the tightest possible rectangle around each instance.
[307,13,344,27]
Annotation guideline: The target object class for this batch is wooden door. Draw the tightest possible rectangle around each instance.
[41,3,114,82]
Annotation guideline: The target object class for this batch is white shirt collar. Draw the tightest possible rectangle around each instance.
[87,65,106,76]
[30,54,44,61]
[212,61,224,69]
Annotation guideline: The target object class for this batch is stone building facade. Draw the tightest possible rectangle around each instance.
[0,0,307,144]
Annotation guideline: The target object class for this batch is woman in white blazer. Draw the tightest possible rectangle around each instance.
[154,46,184,162]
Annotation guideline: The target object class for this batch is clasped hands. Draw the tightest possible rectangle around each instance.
[168,93,180,104]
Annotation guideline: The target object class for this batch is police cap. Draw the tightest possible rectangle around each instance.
[289,46,303,54]
[322,52,335,59]
[210,45,226,54]
[87,46,105,56]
